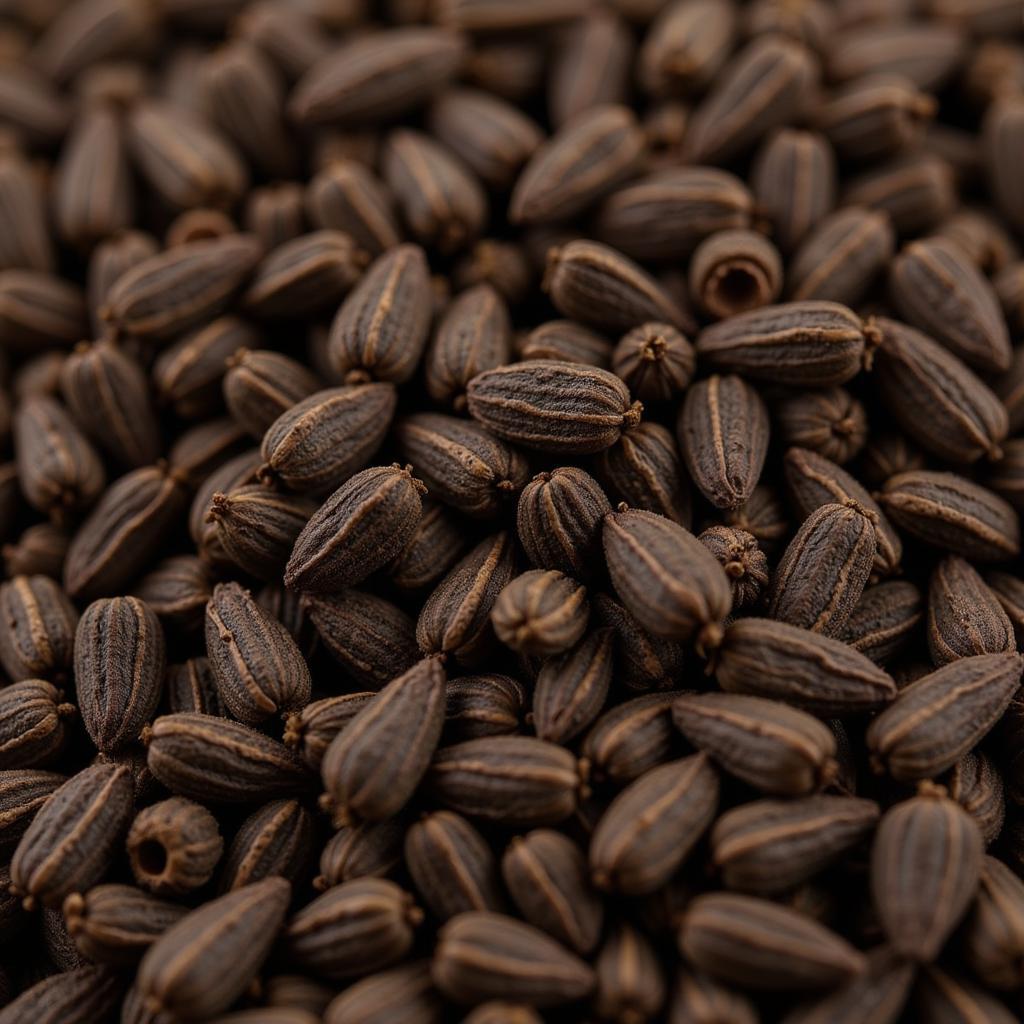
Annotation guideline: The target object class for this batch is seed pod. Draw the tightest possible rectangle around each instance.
[667,970,759,1024]
[502,830,603,954]
[165,658,225,718]
[684,36,819,165]
[591,754,719,895]
[788,206,895,305]
[532,628,613,744]
[0,575,78,683]
[689,229,784,319]
[394,413,528,519]
[582,693,681,784]
[698,526,768,611]
[543,240,694,334]
[866,654,1022,782]
[219,799,314,893]
[261,384,397,494]
[433,911,596,1008]
[0,270,88,354]
[520,322,611,369]
[10,762,133,909]
[774,387,867,466]
[321,656,446,826]
[127,797,223,896]
[75,596,165,753]
[13,395,105,523]
[316,818,405,889]
[284,694,375,771]
[711,795,880,896]
[390,499,467,591]
[603,507,731,650]
[146,713,313,803]
[492,571,588,658]
[3,522,70,580]
[130,555,210,634]
[0,680,74,770]
[453,239,533,306]
[135,877,290,1019]
[638,0,736,96]
[988,570,1024,645]
[611,323,695,403]
[679,892,865,991]
[306,159,401,258]
[0,964,123,1024]
[839,581,923,665]
[672,693,838,797]
[859,432,926,491]
[946,751,1004,848]
[928,556,1015,666]
[284,878,420,981]
[443,674,524,744]
[0,768,66,849]
[86,231,157,336]
[405,810,503,921]
[427,736,582,828]
[592,592,686,692]
[877,470,1021,563]
[871,783,983,962]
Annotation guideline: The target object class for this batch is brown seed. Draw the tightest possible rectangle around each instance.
[0,63,69,150]
[532,628,614,744]
[842,152,957,236]
[592,591,686,692]
[324,961,442,1024]
[689,229,784,319]
[0,768,66,849]
[205,581,312,725]
[593,921,666,1023]
[492,570,588,658]
[283,693,375,772]
[839,580,924,666]
[0,964,124,1024]
[316,817,405,890]
[10,762,133,910]
[859,431,926,490]
[988,438,1024,513]
[774,387,868,466]
[0,680,74,770]
[2,522,70,581]
[946,750,1005,847]
[168,416,249,489]
[582,693,681,784]
[866,653,1022,781]
[437,0,589,30]
[638,0,737,96]
[960,855,1024,990]
[244,182,307,252]
[0,575,78,683]
[0,270,88,354]
[444,674,525,743]
[405,810,504,921]
[501,830,603,955]
[667,970,759,1024]
[0,146,54,272]
[928,556,1015,666]
[672,692,839,797]
[915,965,1019,1024]
[432,911,596,1008]
[611,322,695,403]
[871,783,983,962]
[453,239,533,306]
[320,656,446,826]
[827,20,965,90]
[165,657,225,718]
[260,384,397,494]
[698,526,769,610]
[678,892,865,990]
[389,499,467,591]
[74,596,165,753]
[219,799,314,893]
[984,94,1024,236]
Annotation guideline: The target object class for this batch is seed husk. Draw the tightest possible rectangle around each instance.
[532,628,613,744]
[316,818,405,890]
[611,322,696,403]
[492,570,588,658]
[219,799,314,894]
[582,693,681,784]
[914,965,1019,1024]
[223,348,321,440]
[667,970,759,1024]
[0,964,124,1024]
[839,580,924,666]
[0,574,78,683]
[0,679,74,770]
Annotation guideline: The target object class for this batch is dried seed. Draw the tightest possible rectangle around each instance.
[444,674,524,743]
[988,438,1024,512]
[946,750,1005,847]
[667,970,759,1024]
[0,964,123,1024]
[914,965,1019,1024]
[0,270,88,354]
[0,147,54,272]
[827,21,965,90]
[389,499,467,591]
[453,239,533,306]
[839,580,924,665]
[316,818,405,889]
[492,570,588,658]
[126,796,222,895]
[323,961,442,1024]
[698,526,769,610]
[591,591,686,692]
[169,416,249,488]
[638,0,737,96]
[0,680,74,770]
[984,95,1024,236]
[582,693,681,784]
[532,628,613,743]
[774,387,867,466]
[165,657,225,717]
[842,152,956,236]
[2,522,70,580]
[244,182,307,251]
[305,159,401,259]
[219,798,313,893]
[928,556,1015,666]
[592,921,666,1023]
[611,322,695,403]
[516,321,613,368]
[0,768,65,849]
[689,229,784,319]
[0,575,78,683]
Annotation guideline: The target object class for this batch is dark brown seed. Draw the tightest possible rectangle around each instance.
[638,0,737,96]
[9,762,133,909]
[205,581,312,724]
[678,892,865,990]
[611,322,695,403]
[768,502,877,637]
[859,432,926,490]
[191,449,262,560]
[603,507,731,650]
[0,270,88,354]
[0,964,123,1024]
[582,693,681,784]
[544,239,695,334]
[710,795,880,895]
[0,147,54,272]
[593,921,666,1023]
[492,571,588,658]
[306,590,419,689]
[290,28,466,126]
[960,855,1024,990]
[245,182,308,251]
[432,911,596,1008]
[774,387,867,466]
[867,654,1022,781]
[260,384,397,494]
[946,751,1005,847]
[877,469,1021,563]
[126,796,223,895]
[328,244,432,385]
[322,960,441,1024]
[219,799,313,893]
[590,753,719,895]
[0,575,78,683]
[168,416,249,489]
[453,239,533,306]
[405,810,504,921]
[871,783,983,961]
[389,499,467,591]
[444,674,524,743]
[934,208,1018,277]
[438,0,589,30]
[395,413,528,519]
[135,878,291,1020]
[284,694,375,772]
[305,159,401,258]
[689,229,783,319]
[316,817,405,889]
[827,22,965,91]
[321,656,446,826]
[283,878,420,981]
[0,680,74,770]
[146,713,313,802]
[165,657,224,717]
[532,628,613,744]
[667,970,759,1024]
[839,580,923,665]
[592,591,686,692]
[722,485,790,554]
[672,692,839,796]
[842,152,957,236]
[928,556,1015,666]
[988,438,1024,513]
[0,768,65,849]
[75,596,165,753]
[915,965,1019,1024]
[2,523,69,580]
[699,526,769,610]
[984,95,1024,236]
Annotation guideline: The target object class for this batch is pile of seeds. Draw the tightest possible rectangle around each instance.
[2,0,1024,1021]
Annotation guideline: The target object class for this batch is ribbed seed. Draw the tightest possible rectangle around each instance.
[672,693,839,797]
[0,574,78,682]
[914,965,1018,1024]
[244,182,306,251]
[872,317,1007,464]
[260,384,397,494]
[988,570,1024,645]
[306,590,419,689]
[127,796,222,895]
[582,693,680,784]
[667,970,759,1024]
[695,300,870,387]
[417,532,516,666]
[103,234,261,341]
[0,680,73,770]
[678,892,865,990]
[639,0,735,94]
[0,270,87,353]
[316,818,405,890]
[219,799,313,893]
[165,657,225,717]
[960,855,1024,990]
[839,580,923,665]
[590,754,719,895]
[86,231,157,336]
[13,395,105,523]
[205,581,312,725]
[136,877,290,1019]
[10,762,133,909]
[866,653,1022,781]
[427,736,582,827]
[433,911,596,1008]
[74,596,165,753]
[3,522,69,580]
[842,152,956,236]
[689,229,783,319]
[543,239,694,334]
[324,961,442,1024]
[774,387,867,467]
[698,526,769,611]
[592,591,686,692]
[532,628,613,743]
[327,244,432,385]
[405,810,503,921]
[0,769,65,849]
[928,556,1014,666]
[501,830,603,955]
[788,206,895,305]
[305,159,401,258]
[453,239,533,306]
[984,95,1024,236]
[611,322,695,403]
[284,694,375,771]
[146,713,313,802]
[132,556,212,637]
[603,507,731,650]
[877,469,1021,562]
[710,795,880,896]
[517,320,613,367]
[283,878,420,981]
[169,416,249,488]
[946,750,1005,847]
[0,964,123,1024]
[395,413,528,519]
[988,438,1024,512]
[444,674,524,743]
[492,570,588,658]
[593,922,666,1023]
[0,147,54,272]
[871,783,983,961]
[390,499,466,591]
[205,486,316,581]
